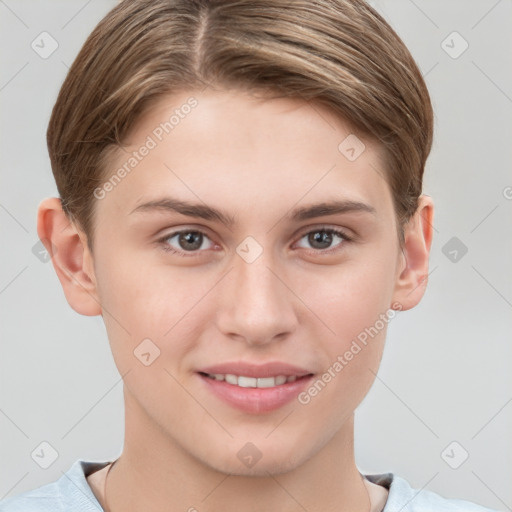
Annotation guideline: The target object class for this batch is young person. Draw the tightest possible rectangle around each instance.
[0,0,499,511]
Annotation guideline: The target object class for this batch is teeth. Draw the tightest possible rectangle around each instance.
[206,373,302,388]
[225,374,238,385]
[259,377,278,387]
[238,376,257,387]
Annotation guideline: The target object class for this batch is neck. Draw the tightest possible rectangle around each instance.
[106,389,371,512]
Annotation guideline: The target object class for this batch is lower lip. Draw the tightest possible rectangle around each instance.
[198,373,314,414]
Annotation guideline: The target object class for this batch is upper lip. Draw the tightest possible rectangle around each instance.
[198,361,313,378]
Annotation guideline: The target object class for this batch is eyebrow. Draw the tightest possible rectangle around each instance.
[129,197,377,227]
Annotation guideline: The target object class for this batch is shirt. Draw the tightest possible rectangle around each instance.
[0,459,499,511]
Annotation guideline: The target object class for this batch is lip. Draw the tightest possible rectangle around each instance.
[197,361,314,414]
[197,361,312,378]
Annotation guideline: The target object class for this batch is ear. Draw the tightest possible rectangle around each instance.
[37,197,101,316]
[391,194,434,311]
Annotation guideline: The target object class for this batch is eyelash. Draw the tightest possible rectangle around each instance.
[157,227,352,258]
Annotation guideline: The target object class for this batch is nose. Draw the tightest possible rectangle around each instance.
[215,249,297,346]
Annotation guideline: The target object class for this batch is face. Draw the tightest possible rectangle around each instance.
[88,87,404,475]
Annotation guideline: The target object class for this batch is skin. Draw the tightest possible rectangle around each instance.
[38,87,433,512]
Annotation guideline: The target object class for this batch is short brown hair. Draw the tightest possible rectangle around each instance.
[47,0,434,249]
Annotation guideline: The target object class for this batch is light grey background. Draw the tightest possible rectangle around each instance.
[1,0,511,509]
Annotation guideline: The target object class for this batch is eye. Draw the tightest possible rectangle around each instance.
[158,226,351,258]
[159,229,215,256]
[295,227,351,253]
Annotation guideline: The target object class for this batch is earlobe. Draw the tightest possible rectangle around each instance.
[37,197,102,316]
[391,195,434,311]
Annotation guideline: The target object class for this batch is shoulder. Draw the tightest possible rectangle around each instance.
[0,460,109,512]
[365,472,499,512]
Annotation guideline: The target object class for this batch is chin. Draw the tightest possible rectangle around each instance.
[203,443,306,477]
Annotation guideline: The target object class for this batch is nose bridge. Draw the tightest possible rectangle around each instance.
[217,246,296,344]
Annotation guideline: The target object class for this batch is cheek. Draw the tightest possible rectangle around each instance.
[290,252,395,407]
[94,257,214,367]
[298,254,397,345]
[297,269,392,417]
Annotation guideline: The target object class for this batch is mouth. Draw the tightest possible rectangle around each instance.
[196,363,315,414]
[198,372,313,388]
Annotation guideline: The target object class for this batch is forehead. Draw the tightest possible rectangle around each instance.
[99,88,394,225]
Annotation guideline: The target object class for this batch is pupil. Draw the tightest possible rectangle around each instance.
[179,231,202,251]
[309,231,332,249]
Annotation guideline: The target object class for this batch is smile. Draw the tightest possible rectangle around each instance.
[198,371,315,413]
[201,372,305,388]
